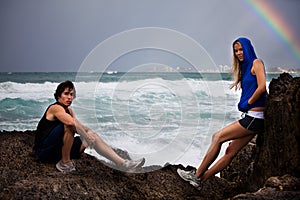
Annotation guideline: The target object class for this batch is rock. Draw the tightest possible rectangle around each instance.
[232,174,300,200]
[222,73,300,197]
[253,73,300,187]
[264,176,283,189]
[0,130,240,199]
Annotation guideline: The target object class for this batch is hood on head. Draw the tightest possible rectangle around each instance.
[236,37,257,64]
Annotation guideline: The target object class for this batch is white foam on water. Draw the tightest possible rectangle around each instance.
[1,77,272,167]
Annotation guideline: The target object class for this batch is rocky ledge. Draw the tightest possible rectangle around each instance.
[1,73,300,199]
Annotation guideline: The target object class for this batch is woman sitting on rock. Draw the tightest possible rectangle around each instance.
[177,37,267,190]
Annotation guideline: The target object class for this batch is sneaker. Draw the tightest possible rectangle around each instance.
[177,169,203,190]
[122,158,145,170]
[56,160,76,173]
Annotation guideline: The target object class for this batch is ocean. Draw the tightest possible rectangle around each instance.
[0,72,290,167]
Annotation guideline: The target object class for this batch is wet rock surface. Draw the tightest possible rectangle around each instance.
[222,73,300,199]
[0,130,240,200]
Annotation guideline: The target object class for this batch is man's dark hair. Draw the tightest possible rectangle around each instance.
[54,80,76,101]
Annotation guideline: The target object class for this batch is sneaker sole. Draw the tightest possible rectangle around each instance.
[56,162,76,173]
[125,158,146,170]
[177,169,192,182]
[190,182,203,191]
[189,179,203,191]
[189,181,200,187]
[136,158,146,168]
[177,169,203,190]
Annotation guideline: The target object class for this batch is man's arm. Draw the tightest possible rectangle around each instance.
[48,105,75,126]
[69,109,97,145]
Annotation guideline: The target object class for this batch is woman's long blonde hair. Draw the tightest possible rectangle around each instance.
[230,40,242,90]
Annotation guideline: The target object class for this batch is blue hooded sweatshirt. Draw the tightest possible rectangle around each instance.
[236,37,266,112]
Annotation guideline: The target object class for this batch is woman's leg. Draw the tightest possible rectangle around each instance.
[196,121,254,178]
[200,134,254,181]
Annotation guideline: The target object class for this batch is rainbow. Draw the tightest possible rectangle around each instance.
[245,0,300,66]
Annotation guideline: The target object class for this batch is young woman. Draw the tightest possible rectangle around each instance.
[177,37,267,189]
[34,80,145,173]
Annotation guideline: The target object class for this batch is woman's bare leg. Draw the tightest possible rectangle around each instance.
[200,134,254,181]
[196,121,254,178]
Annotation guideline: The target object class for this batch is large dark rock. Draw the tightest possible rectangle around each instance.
[256,73,300,179]
[0,130,241,200]
[233,174,300,200]
[222,73,300,198]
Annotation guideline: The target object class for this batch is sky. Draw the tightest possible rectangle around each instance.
[0,0,300,72]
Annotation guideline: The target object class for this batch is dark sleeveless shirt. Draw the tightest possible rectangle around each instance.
[34,102,70,147]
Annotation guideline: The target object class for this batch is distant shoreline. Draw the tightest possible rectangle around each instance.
[1,70,300,74]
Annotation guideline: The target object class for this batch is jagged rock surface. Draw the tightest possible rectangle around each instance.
[0,130,241,200]
[222,73,300,199]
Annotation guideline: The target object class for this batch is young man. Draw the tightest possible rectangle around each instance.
[34,80,145,173]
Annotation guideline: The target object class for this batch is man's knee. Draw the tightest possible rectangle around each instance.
[64,125,75,136]
[80,143,86,153]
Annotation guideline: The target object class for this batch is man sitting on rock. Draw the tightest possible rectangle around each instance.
[33,80,145,173]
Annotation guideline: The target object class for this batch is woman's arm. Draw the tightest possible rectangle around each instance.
[248,59,267,104]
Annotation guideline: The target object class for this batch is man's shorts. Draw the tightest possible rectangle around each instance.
[239,113,264,133]
[35,123,83,162]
